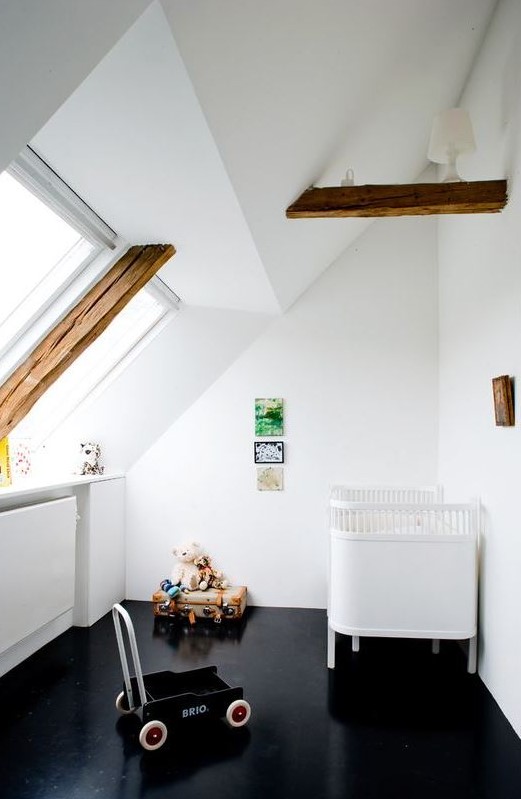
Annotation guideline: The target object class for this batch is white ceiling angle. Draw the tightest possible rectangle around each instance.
[32,0,497,314]
[161,0,497,308]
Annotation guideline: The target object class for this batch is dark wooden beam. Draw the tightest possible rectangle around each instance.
[0,243,175,441]
[286,180,507,218]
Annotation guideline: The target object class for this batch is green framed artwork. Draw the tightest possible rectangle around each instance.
[255,398,284,436]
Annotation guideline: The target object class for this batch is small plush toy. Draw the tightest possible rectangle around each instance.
[160,579,181,599]
[75,442,104,475]
[194,554,229,591]
[171,541,204,591]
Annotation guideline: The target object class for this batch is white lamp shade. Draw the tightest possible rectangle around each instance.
[428,109,476,164]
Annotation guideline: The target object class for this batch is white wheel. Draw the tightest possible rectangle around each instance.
[225,699,251,728]
[139,720,168,751]
[115,691,135,715]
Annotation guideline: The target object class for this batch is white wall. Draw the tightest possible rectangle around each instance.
[0,0,152,173]
[43,305,273,473]
[437,0,521,737]
[126,215,438,608]
[39,306,271,473]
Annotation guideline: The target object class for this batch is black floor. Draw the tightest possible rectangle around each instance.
[1,602,521,799]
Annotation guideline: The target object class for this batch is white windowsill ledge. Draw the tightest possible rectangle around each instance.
[0,472,125,502]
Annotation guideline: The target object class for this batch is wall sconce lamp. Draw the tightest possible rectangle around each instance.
[428,109,476,182]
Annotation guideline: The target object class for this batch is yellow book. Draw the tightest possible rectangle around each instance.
[0,437,11,487]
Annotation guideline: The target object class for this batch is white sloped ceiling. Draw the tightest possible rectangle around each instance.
[162,0,497,309]
[0,0,153,174]
[31,0,496,315]
[31,3,279,315]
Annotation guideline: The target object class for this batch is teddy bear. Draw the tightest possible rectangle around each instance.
[194,554,229,591]
[75,442,104,475]
[171,541,204,591]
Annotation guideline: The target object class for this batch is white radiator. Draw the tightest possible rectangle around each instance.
[0,496,77,673]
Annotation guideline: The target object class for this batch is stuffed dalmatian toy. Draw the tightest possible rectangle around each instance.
[76,442,104,475]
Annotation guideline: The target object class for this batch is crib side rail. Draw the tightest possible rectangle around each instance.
[329,501,478,537]
[330,484,442,504]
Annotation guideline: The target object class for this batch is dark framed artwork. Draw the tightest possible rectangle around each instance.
[254,440,284,464]
[492,375,515,426]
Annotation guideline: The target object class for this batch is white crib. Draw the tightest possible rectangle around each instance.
[327,485,478,673]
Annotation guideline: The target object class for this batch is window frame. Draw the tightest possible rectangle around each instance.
[0,147,180,446]
[0,147,119,380]
[14,275,180,446]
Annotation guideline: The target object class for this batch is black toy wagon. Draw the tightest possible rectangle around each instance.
[113,603,251,751]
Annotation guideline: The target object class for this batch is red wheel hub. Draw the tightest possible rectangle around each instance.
[231,704,247,724]
[145,726,164,746]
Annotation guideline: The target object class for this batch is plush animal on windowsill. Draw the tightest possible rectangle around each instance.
[75,442,104,476]
[194,554,229,591]
[171,540,205,592]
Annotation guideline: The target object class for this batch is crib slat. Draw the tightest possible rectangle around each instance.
[329,486,476,540]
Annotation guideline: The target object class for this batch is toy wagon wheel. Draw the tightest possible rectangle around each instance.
[139,720,168,751]
[115,691,135,715]
[225,699,251,728]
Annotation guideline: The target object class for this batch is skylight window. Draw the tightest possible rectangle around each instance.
[12,280,177,445]
[0,147,117,377]
[0,147,180,450]
[0,172,84,320]
[0,172,95,351]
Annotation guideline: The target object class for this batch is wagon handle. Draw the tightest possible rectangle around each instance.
[112,603,147,709]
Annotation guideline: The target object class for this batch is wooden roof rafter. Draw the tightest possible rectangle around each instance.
[286,180,508,218]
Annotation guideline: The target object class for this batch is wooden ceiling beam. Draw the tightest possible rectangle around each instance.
[0,243,175,441]
[286,180,507,218]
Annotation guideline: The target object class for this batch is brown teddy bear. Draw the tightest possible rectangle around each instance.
[194,554,229,591]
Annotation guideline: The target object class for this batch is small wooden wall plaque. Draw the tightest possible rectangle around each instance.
[492,375,515,426]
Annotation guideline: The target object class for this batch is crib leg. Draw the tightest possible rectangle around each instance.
[467,635,477,674]
[352,635,360,653]
[327,624,335,669]
[432,638,440,655]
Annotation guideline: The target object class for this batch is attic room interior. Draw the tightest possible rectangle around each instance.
[2,0,521,796]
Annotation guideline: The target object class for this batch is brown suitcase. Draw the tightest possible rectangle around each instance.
[152,585,247,624]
